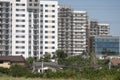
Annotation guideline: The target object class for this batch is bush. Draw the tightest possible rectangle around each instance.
[0,67,9,74]
[9,64,29,77]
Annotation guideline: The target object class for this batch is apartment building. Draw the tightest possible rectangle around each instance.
[0,1,12,56]
[0,0,58,59]
[58,5,73,55]
[98,23,110,36]
[89,20,110,37]
[73,11,87,55]
[38,0,58,58]
[58,5,88,55]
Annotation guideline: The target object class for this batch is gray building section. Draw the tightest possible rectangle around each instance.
[27,0,40,59]
[58,5,73,55]
[0,1,12,55]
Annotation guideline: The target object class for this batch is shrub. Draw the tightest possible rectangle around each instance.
[0,67,9,74]
[9,64,29,77]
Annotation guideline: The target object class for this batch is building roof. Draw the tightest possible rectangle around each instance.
[33,62,63,68]
[0,56,25,62]
[110,58,120,65]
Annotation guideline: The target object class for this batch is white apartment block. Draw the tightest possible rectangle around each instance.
[73,11,87,55]
[39,0,58,58]
[98,23,110,36]
[89,20,110,37]
[0,0,58,59]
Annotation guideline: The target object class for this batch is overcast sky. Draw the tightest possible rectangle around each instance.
[58,0,120,36]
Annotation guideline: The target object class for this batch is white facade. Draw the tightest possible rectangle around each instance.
[11,0,29,58]
[39,0,58,56]
[73,11,87,55]
[0,0,58,59]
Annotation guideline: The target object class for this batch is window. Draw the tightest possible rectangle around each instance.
[45,41,48,44]
[40,20,43,22]
[52,20,55,23]
[52,47,55,49]
[45,10,48,12]
[52,36,55,38]
[45,36,48,38]
[16,35,25,38]
[16,0,20,2]
[45,15,48,17]
[52,15,55,18]
[52,31,55,33]
[16,41,25,43]
[40,36,43,38]
[16,30,25,33]
[29,0,32,2]
[52,10,55,12]
[40,41,43,43]
[45,4,48,7]
[52,5,55,7]
[29,3,32,6]
[34,4,37,6]
[45,25,48,28]
[40,4,43,7]
[16,25,25,27]
[45,47,48,49]
[40,46,43,49]
[40,25,43,28]
[45,31,48,33]
[35,0,38,2]
[16,51,25,54]
[52,41,55,44]
[40,15,43,17]
[16,9,25,11]
[45,20,48,23]
[52,26,55,28]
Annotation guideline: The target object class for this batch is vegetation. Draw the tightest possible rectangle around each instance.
[1,50,120,80]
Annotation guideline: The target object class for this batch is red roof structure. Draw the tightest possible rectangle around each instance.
[110,58,120,66]
[0,56,25,62]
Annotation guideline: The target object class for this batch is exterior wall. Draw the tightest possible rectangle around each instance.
[98,23,110,36]
[0,1,12,55]
[58,5,73,55]
[0,61,10,68]
[93,36,120,56]
[11,0,29,58]
[39,0,58,57]
[73,11,87,55]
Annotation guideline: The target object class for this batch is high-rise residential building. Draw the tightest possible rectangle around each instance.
[89,20,110,37]
[98,23,110,36]
[0,0,58,59]
[73,11,87,55]
[58,5,88,55]
[58,5,73,55]
[0,1,12,56]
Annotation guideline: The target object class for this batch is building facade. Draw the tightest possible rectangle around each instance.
[72,11,87,55]
[90,36,120,57]
[89,20,110,37]
[0,0,58,59]
[58,5,73,55]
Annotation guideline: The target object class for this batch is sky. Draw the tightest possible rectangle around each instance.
[58,0,120,36]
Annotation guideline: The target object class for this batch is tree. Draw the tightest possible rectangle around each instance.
[56,50,67,59]
[26,57,35,68]
[89,51,98,68]
[9,64,29,77]
[55,50,68,64]
[43,53,51,62]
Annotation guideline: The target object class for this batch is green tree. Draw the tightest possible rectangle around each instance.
[43,53,51,62]
[55,50,68,64]
[9,64,29,77]
[56,50,67,59]
[26,57,35,68]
